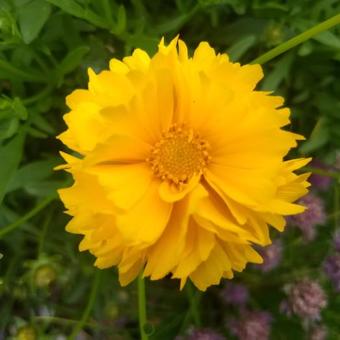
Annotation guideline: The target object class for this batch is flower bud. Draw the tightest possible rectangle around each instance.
[34,264,56,288]
[16,326,36,340]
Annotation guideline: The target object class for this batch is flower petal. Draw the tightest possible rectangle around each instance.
[116,180,172,245]
[144,183,208,280]
[158,174,200,203]
[87,163,152,212]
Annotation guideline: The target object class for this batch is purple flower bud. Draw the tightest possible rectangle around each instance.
[258,240,283,272]
[220,282,249,306]
[186,328,225,340]
[286,279,327,321]
[228,310,272,340]
[323,254,340,292]
[288,193,326,241]
[309,160,332,191]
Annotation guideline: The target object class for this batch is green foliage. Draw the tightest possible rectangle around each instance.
[0,0,339,339]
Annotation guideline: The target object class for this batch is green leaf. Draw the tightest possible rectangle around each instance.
[46,0,108,29]
[12,98,28,119]
[299,117,329,154]
[58,46,90,76]
[227,35,256,61]
[114,5,126,35]
[0,58,45,82]
[313,30,340,49]
[0,118,19,140]
[7,158,59,193]
[30,113,55,135]
[17,0,52,44]
[46,0,84,18]
[0,132,25,205]
[261,52,294,91]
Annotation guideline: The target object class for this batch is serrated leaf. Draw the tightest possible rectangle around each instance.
[0,132,25,205]
[18,0,51,44]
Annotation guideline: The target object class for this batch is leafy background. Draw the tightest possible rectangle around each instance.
[0,0,340,339]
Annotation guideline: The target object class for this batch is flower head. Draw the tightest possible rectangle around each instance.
[58,37,310,290]
[285,279,327,320]
[228,310,272,340]
[323,254,340,292]
[288,193,326,242]
[220,282,249,306]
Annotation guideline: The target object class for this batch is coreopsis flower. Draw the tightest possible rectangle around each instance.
[57,37,310,290]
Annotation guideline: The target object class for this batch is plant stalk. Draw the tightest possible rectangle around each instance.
[251,13,340,64]
[138,274,149,340]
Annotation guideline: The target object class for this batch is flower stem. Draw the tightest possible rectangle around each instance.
[138,274,149,340]
[186,282,201,326]
[68,270,101,340]
[0,194,55,238]
[251,13,340,64]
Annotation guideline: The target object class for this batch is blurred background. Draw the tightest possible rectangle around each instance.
[0,0,340,339]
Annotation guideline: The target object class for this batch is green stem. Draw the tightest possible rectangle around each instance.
[0,194,55,238]
[137,274,148,340]
[251,13,340,64]
[0,58,46,82]
[37,210,53,256]
[186,282,201,326]
[68,270,101,340]
[22,84,53,105]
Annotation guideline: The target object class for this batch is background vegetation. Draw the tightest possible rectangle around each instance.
[0,0,340,339]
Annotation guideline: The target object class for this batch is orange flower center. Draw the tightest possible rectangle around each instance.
[147,124,210,185]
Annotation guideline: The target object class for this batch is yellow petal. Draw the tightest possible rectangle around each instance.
[158,174,200,203]
[88,163,152,211]
[116,180,172,244]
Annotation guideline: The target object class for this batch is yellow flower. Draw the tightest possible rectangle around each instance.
[57,37,310,291]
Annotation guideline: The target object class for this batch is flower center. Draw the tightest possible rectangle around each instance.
[147,124,210,185]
